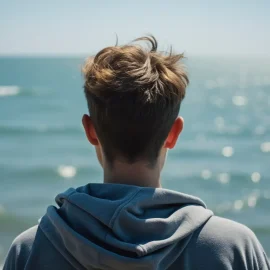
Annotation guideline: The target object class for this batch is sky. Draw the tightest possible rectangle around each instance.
[0,0,269,56]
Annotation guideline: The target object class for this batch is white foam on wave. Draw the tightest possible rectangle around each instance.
[0,86,20,96]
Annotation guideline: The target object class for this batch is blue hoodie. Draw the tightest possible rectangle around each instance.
[3,183,270,269]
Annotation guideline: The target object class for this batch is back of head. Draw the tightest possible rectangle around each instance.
[83,36,189,165]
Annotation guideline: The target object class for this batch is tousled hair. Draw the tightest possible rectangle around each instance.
[83,35,189,165]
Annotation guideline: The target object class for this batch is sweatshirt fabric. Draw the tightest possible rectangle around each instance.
[3,183,270,270]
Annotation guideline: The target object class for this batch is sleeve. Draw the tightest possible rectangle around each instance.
[245,228,270,270]
[3,226,38,270]
[219,220,270,270]
[194,216,270,270]
[3,244,18,270]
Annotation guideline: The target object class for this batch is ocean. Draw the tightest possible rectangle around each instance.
[0,56,269,265]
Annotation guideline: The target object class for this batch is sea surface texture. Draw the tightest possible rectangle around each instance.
[0,56,269,265]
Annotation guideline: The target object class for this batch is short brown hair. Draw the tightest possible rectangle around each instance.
[83,36,189,165]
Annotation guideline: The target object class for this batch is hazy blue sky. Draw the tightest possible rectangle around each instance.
[0,0,269,56]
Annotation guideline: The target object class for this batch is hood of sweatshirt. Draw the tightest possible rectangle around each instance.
[39,183,213,270]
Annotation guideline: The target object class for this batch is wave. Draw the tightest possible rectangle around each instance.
[214,191,270,215]
[0,85,20,96]
[208,126,269,139]
[0,125,82,135]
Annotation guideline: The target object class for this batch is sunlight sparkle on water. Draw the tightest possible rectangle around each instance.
[222,146,234,157]
[261,142,270,153]
[57,165,77,178]
[251,172,261,183]
[201,170,212,180]
[218,173,230,184]
[248,195,257,208]
[0,86,20,96]
[234,200,244,210]
[232,96,248,106]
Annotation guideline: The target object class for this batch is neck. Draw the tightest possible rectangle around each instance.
[103,160,162,188]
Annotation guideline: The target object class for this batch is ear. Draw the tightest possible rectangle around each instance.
[82,114,100,146]
[164,117,184,149]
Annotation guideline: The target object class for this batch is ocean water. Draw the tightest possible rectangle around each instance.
[0,56,270,265]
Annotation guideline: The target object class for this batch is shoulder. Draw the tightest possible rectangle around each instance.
[10,225,38,255]
[188,216,270,269]
[198,216,257,248]
[12,225,38,246]
[3,225,38,270]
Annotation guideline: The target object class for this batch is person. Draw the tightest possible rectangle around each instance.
[3,36,270,270]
